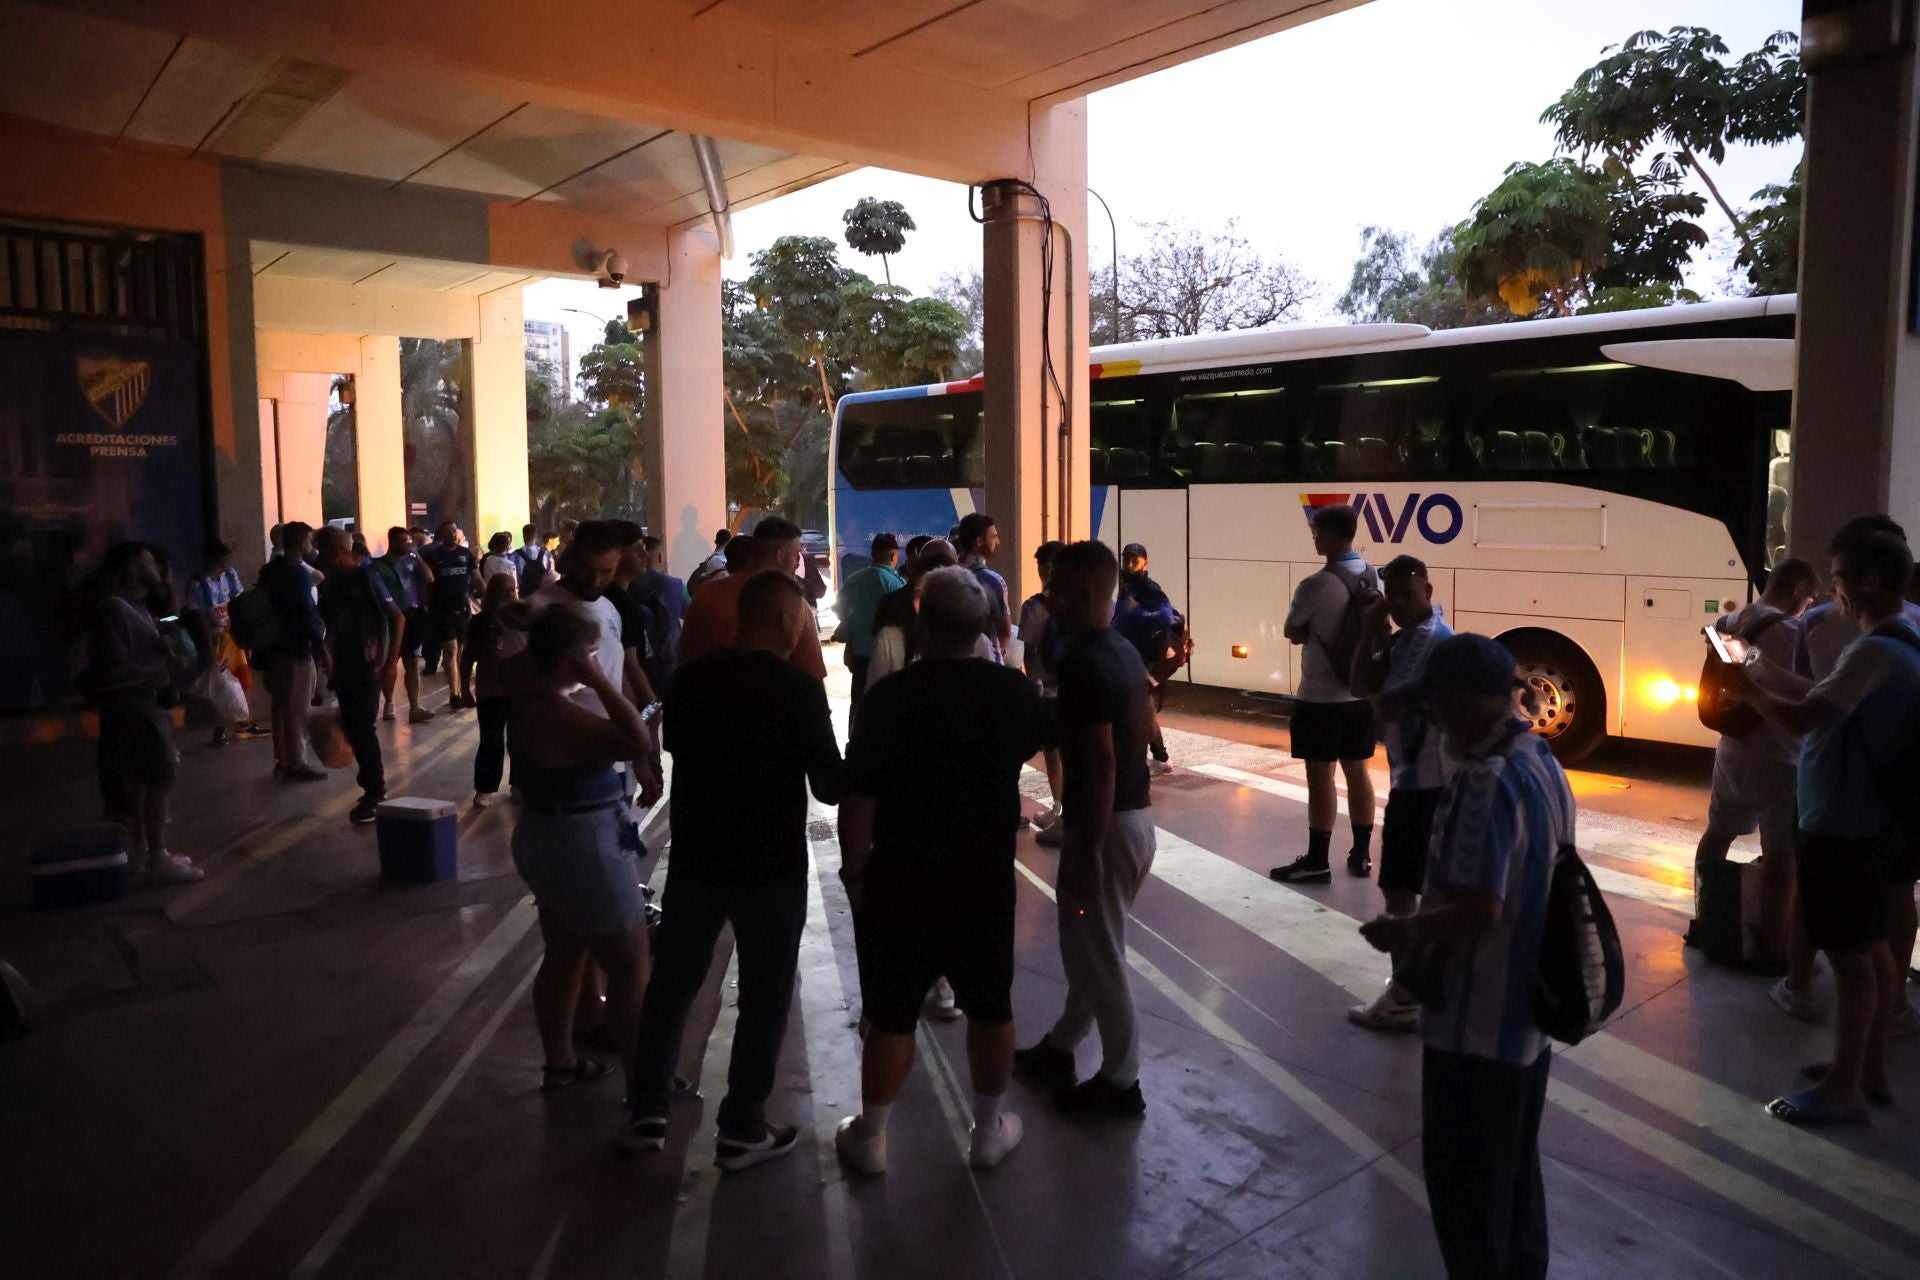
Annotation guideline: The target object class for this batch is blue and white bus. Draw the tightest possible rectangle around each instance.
[829,297,1796,760]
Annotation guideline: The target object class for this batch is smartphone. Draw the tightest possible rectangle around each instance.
[1703,625,1747,665]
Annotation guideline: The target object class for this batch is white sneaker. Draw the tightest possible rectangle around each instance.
[472,792,493,809]
[1347,983,1418,1032]
[968,1110,1023,1169]
[1890,1001,1920,1040]
[1148,759,1174,776]
[834,1114,887,1175]
[1770,979,1821,1023]
[1035,808,1061,831]
[145,852,205,884]
[928,977,962,1021]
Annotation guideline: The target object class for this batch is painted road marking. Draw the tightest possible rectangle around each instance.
[291,961,539,1277]
[796,835,859,1280]
[1011,859,1429,1209]
[1135,829,1919,1276]
[1187,761,1691,913]
[664,949,742,1280]
[174,895,538,1277]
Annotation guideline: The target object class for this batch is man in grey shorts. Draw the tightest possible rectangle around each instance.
[1014,540,1158,1120]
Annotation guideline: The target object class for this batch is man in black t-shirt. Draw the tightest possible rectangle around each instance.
[619,572,843,1171]
[420,522,478,707]
[315,527,395,825]
[832,566,1048,1175]
[1014,540,1158,1121]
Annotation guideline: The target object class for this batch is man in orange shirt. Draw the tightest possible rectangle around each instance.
[677,516,827,680]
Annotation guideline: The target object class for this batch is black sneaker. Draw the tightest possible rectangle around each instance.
[715,1122,799,1172]
[349,799,381,826]
[1270,856,1330,884]
[614,1114,668,1153]
[1346,849,1372,878]
[1013,1039,1077,1092]
[1055,1074,1146,1120]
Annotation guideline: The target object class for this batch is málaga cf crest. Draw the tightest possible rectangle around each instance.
[77,355,152,429]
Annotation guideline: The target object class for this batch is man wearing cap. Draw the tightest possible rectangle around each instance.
[1359,633,1573,1280]
[1345,555,1452,1032]
[832,532,905,705]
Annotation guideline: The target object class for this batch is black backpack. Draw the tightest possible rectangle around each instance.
[1323,565,1381,680]
[1696,610,1785,738]
[1532,844,1626,1045]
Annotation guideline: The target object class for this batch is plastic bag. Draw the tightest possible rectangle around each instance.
[200,667,249,723]
[309,713,353,770]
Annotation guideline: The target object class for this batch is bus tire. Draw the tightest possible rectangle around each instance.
[1501,630,1606,765]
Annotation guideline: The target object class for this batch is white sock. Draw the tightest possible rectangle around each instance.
[861,1102,892,1135]
[973,1091,1003,1130]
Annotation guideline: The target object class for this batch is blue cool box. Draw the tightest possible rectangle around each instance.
[30,824,131,909]
[375,798,459,886]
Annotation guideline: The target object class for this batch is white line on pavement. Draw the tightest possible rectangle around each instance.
[664,949,742,1280]
[290,961,540,1278]
[174,895,538,1278]
[797,836,859,1280]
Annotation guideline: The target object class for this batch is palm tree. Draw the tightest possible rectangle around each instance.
[841,197,916,285]
[399,338,467,528]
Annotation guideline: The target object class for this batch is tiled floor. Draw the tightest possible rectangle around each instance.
[1,678,1916,1278]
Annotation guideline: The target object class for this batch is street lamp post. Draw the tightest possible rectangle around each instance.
[1088,187,1121,343]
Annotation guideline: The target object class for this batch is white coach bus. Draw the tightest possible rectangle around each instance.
[831,296,1797,761]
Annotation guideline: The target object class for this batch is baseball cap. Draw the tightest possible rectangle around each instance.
[1121,542,1148,561]
[1407,633,1520,701]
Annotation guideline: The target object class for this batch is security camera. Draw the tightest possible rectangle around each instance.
[600,249,628,286]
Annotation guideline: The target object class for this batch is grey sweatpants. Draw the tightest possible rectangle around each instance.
[1046,808,1157,1087]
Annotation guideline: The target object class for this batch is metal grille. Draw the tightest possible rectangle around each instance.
[0,218,205,339]
[1149,771,1235,793]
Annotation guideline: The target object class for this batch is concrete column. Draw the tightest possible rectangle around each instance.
[655,228,728,578]
[980,101,1091,607]
[470,291,531,543]
[1789,0,1920,560]
[356,336,406,554]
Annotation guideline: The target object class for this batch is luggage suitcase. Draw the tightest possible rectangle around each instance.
[30,823,132,909]
[1691,856,1764,968]
[375,797,458,885]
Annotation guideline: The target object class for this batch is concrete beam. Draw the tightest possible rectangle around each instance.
[252,276,486,340]
[57,0,1031,182]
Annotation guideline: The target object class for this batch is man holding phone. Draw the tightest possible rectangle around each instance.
[1696,558,1819,979]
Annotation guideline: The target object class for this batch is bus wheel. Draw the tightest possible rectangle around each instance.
[1503,632,1605,765]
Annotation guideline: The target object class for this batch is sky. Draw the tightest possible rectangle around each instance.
[526,0,1803,384]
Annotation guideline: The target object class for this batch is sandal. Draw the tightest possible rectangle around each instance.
[1797,1063,1893,1106]
[541,1058,615,1093]
[1765,1088,1870,1126]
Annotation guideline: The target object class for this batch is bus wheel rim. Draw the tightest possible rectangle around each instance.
[1517,662,1575,740]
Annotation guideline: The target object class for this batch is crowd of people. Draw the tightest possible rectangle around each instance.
[75,495,1920,1279]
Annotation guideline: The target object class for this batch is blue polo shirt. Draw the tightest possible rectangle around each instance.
[1419,717,1574,1067]
[1379,606,1452,791]
[837,563,905,661]
[1797,618,1920,840]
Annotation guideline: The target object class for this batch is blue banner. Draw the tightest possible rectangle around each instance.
[0,330,205,712]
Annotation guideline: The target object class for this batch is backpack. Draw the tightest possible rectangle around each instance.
[1323,565,1381,680]
[1864,628,1920,859]
[228,586,280,652]
[1696,610,1786,738]
[1531,844,1626,1045]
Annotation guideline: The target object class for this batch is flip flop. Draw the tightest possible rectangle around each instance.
[541,1058,614,1093]
[1797,1063,1893,1106]
[1765,1088,1871,1126]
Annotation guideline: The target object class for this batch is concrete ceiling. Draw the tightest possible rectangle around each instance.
[0,1,849,226]
[249,242,539,295]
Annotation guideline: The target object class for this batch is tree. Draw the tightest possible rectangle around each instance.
[1542,27,1803,266]
[841,197,916,285]
[321,375,358,522]
[840,280,971,387]
[399,337,468,530]
[1591,162,1709,291]
[1093,218,1313,342]
[931,267,984,376]
[1454,160,1615,317]
[1738,163,1801,294]
[576,318,642,408]
[1336,225,1506,329]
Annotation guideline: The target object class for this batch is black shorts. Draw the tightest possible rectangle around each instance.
[1289,699,1377,763]
[430,606,470,646]
[97,696,176,812]
[854,856,1015,1035]
[397,607,431,659]
[1379,787,1443,897]
[1795,829,1890,955]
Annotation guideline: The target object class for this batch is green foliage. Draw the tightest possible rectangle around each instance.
[1738,164,1802,294]
[932,268,984,376]
[525,324,645,529]
[841,197,916,284]
[1454,160,1615,316]
[399,337,468,529]
[1592,165,1708,291]
[1583,283,1703,314]
[1336,226,1506,329]
[576,318,642,408]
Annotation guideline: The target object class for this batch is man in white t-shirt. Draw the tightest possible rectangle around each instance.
[1272,503,1379,885]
